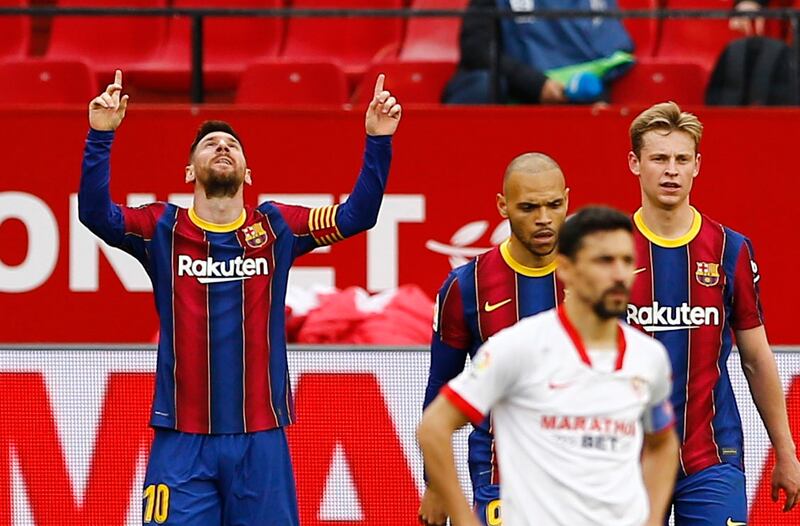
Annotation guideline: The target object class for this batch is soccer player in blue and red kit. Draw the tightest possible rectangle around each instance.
[625,102,800,524]
[79,70,402,525]
[419,153,569,526]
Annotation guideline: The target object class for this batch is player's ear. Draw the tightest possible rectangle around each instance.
[563,187,570,211]
[627,151,640,176]
[185,165,195,184]
[496,193,508,218]
[693,153,701,178]
[244,168,252,186]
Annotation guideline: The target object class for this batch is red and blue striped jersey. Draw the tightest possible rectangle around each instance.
[79,129,392,434]
[628,207,763,477]
[424,240,564,489]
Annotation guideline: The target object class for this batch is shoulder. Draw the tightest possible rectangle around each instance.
[490,309,556,345]
[621,324,670,367]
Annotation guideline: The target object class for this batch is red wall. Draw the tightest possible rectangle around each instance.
[1,105,797,343]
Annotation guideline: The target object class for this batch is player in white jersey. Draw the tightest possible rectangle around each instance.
[418,206,680,526]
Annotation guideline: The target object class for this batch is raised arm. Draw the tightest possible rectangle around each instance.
[78,70,130,245]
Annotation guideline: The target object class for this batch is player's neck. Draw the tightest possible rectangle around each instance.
[562,300,618,350]
[507,236,555,269]
[192,190,245,226]
[639,199,695,240]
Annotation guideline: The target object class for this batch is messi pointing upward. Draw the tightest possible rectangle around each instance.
[79,69,401,525]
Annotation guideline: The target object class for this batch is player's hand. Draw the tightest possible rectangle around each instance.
[89,69,129,131]
[729,1,765,36]
[365,74,401,136]
[772,453,800,511]
[418,487,448,526]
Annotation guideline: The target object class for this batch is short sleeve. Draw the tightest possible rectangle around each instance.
[731,238,764,330]
[442,329,523,425]
[642,342,675,434]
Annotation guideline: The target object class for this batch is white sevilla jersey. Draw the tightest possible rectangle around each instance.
[443,307,674,526]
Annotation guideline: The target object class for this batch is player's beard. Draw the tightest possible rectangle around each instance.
[592,284,630,319]
[199,166,244,199]
[510,221,557,258]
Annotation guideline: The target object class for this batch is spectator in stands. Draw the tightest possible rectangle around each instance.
[442,0,635,104]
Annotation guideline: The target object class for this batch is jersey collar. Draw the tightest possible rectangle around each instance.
[188,207,246,232]
[556,305,626,371]
[499,239,557,277]
[633,207,702,248]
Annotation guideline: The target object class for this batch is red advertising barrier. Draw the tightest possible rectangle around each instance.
[1,106,798,343]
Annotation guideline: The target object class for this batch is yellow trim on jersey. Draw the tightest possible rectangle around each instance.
[308,204,344,245]
[499,239,557,277]
[634,207,702,248]
[188,207,246,232]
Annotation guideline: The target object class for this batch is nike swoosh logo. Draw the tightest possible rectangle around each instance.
[633,267,647,275]
[726,519,747,526]
[484,299,512,312]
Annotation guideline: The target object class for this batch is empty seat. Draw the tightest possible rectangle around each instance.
[354,61,456,103]
[46,0,168,78]
[399,0,467,62]
[618,0,659,58]
[130,0,284,92]
[281,0,404,83]
[0,0,30,60]
[0,60,97,104]
[235,62,348,105]
[656,0,740,74]
[610,60,707,105]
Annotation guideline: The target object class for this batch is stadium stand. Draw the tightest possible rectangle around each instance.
[45,0,169,84]
[611,61,707,105]
[397,0,466,63]
[0,59,97,103]
[280,0,405,87]
[353,61,456,103]
[235,61,349,105]
[129,0,285,92]
[0,0,29,61]
[618,0,659,58]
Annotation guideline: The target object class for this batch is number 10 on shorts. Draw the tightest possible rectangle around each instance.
[143,483,170,523]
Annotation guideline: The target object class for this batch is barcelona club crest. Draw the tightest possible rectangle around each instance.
[695,261,720,287]
[243,223,269,248]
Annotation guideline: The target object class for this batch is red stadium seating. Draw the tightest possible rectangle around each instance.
[235,62,349,105]
[0,60,97,104]
[610,61,707,105]
[280,0,404,84]
[0,0,29,61]
[656,0,740,74]
[618,0,659,58]
[353,61,456,103]
[398,0,467,62]
[129,0,284,92]
[45,0,168,79]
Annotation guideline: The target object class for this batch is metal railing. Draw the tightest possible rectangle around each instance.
[1,6,799,103]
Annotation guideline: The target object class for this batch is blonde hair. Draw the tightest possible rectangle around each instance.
[629,102,703,157]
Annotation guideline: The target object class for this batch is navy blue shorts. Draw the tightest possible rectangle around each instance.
[670,463,747,526]
[142,427,299,525]
[473,484,501,526]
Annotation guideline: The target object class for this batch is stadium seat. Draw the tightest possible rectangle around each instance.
[129,0,284,92]
[610,61,707,105]
[656,0,740,74]
[235,62,349,105]
[398,0,467,62]
[0,60,97,104]
[617,0,659,58]
[353,61,456,104]
[45,0,168,79]
[0,0,30,61]
[280,0,404,85]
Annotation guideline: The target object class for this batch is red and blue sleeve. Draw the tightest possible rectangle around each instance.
[270,135,392,257]
[423,272,472,410]
[731,238,764,331]
[78,128,165,266]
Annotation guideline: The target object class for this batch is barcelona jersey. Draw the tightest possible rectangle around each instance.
[79,128,392,434]
[628,207,764,477]
[425,240,564,490]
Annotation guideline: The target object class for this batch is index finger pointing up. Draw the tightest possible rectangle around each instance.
[115,69,122,88]
[373,74,385,98]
